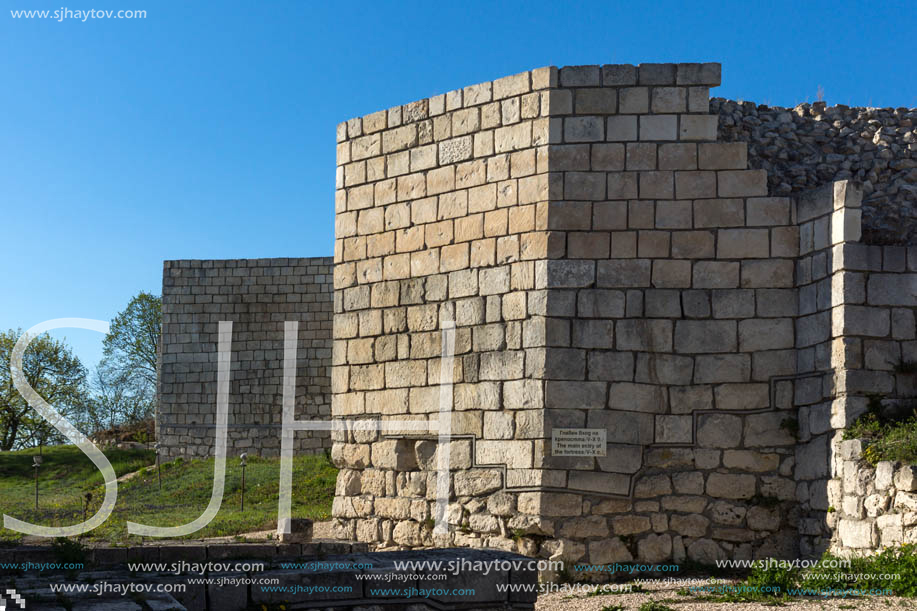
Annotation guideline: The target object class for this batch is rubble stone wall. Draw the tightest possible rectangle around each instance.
[714,99,917,245]
[157,257,334,458]
[830,443,917,552]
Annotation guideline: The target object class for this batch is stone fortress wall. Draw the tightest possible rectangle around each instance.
[154,60,917,562]
[157,257,333,458]
[327,62,917,564]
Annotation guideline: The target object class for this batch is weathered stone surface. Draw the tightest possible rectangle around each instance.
[706,473,755,499]
[838,519,876,548]
[687,538,725,564]
[638,534,673,563]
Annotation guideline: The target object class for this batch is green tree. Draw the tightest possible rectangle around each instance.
[94,292,161,429]
[0,329,89,451]
[102,292,161,387]
[88,359,155,431]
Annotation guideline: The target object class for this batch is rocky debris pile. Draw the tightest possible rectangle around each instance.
[713,98,917,244]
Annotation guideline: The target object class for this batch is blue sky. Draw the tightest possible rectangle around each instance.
[1,0,915,369]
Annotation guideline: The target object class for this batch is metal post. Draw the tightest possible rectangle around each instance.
[240,453,247,512]
[32,456,42,510]
[154,442,162,491]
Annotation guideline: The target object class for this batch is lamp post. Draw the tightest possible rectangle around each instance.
[83,491,92,524]
[240,453,247,512]
[154,442,162,491]
[32,455,42,510]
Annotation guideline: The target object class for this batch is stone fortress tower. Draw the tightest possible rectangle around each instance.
[327,63,917,564]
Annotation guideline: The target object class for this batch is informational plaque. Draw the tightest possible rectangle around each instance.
[551,428,607,457]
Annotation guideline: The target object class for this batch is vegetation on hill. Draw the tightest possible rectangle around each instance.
[0,445,337,544]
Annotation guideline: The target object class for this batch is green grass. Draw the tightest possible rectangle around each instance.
[844,397,917,465]
[0,445,337,544]
[711,545,917,601]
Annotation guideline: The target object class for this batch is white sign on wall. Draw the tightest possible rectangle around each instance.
[551,428,607,457]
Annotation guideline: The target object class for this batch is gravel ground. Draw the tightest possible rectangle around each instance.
[535,578,913,610]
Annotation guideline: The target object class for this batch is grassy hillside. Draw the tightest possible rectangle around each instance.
[0,445,337,544]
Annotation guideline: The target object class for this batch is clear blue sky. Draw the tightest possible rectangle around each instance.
[1,0,915,369]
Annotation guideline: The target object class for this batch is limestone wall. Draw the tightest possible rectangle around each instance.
[330,64,558,548]
[157,258,333,458]
[817,236,917,554]
[329,62,834,565]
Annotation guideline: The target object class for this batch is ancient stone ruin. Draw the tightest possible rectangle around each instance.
[157,257,333,457]
[158,62,917,564]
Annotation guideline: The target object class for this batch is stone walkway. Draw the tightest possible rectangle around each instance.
[4,546,536,611]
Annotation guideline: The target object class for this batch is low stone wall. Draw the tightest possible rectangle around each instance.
[832,440,917,552]
[157,257,333,458]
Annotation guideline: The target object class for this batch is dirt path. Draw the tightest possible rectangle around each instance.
[535,579,908,610]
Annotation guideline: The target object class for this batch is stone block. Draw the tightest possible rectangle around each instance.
[876,461,897,490]
[588,538,633,564]
[838,519,876,548]
[544,380,606,409]
[565,116,604,142]
[651,87,686,113]
[706,473,756,499]
[695,198,744,227]
[716,383,769,411]
[697,414,742,448]
[372,440,418,470]
[670,514,709,537]
[634,474,672,497]
[639,115,677,141]
[895,465,917,492]
[616,319,673,351]
[679,115,717,140]
[638,63,676,85]
[676,62,721,85]
[743,412,795,446]
[718,229,769,259]
[652,260,691,288]
[741,260,794,288]
[659,143,697,170]
[693,261,739,288]
[655,415,693,443]
[635,352,693,384]
[597,260,651,287]
[718,170,767,197]
[698,142,747,170]
[561,65,600,87]
[602,64,637,85]
[589,410,654,445]
[568,471,631,495]
[738,318,794,351]
[575,87,616,113]
[607,115,638,141]
[608,382,667,413]
[674,320,736,353]
[675,171,716,199]
[867,274,917,306]
[638,533,673,563]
